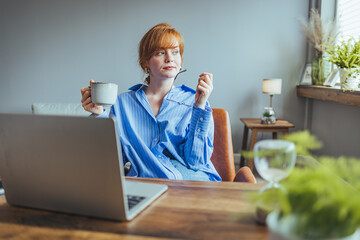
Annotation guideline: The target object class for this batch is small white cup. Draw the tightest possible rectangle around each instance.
[91,82,118,106]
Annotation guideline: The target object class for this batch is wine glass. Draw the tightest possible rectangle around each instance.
[254,139,296,191]
[253,139,296,224]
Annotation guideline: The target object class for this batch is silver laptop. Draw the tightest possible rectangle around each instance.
[0,113,167,221]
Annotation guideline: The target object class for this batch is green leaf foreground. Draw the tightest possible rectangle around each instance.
[244,131,360,238]
[241,130,322,158]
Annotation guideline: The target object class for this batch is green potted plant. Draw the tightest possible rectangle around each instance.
[300,8,338,85]
[248,131,360,240]
[324,37,360,91]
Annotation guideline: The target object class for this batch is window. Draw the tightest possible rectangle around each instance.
[337,0,360,41]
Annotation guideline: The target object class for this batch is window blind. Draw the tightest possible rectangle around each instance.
[337,0,360,40]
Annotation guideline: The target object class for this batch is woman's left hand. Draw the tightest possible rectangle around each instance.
[195,72,213,109]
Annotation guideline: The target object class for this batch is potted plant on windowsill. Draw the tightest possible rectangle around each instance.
[324,38,360,91]
[247,131,360,240]
[300,8,338,85]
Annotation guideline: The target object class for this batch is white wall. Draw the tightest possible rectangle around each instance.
[0,0,308,152]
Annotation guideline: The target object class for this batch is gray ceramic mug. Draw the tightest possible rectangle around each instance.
[91,82,118,106]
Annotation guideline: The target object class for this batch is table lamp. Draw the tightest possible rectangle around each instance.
[261,78,282,124]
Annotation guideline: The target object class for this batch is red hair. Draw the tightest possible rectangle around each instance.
[138,23,184,75]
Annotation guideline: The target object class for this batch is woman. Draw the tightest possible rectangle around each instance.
[81,23,221,181]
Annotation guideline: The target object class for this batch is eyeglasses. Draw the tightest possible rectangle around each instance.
[164,69,195,108]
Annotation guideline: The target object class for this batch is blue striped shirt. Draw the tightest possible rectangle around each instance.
[99,84,221,181]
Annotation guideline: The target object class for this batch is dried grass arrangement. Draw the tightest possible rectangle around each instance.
[300,8,338,53]
[300,8,338,85]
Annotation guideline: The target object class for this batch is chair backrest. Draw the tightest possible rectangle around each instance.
[211,108,236,181]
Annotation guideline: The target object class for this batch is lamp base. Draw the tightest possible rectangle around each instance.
[261,107,276,124]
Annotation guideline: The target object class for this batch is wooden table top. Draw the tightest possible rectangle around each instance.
[0,178,267,239]
[240,118,295,129]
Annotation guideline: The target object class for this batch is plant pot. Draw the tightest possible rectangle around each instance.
[267,211,360,240]
[311,51,325,85]
[339,68,360,91]
[261,107,276,124]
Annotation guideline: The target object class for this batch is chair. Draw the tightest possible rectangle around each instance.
[211,109,256,183]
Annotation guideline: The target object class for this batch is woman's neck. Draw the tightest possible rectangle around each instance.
[144,77,175,117]
[145,77,174,97]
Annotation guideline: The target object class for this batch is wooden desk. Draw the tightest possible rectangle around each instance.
[240,118,295,170]
[0,178,267,239]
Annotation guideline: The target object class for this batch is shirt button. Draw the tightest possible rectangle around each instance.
[158,155,161,158]
[154,138,157,142]
[200,117,204,121]
[197,128,201,132]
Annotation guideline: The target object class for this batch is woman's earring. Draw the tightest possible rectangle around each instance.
[145,67,150,74]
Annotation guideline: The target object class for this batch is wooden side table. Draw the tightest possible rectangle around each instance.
[240,118,295,170]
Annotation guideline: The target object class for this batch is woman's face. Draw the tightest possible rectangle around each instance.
[147,40,182,81]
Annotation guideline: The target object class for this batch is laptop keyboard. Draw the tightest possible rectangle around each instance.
[127,195,146,210]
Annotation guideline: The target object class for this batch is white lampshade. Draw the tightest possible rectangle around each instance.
[262,78,282,95]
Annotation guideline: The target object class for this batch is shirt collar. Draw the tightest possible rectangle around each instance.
[128,84,147,91]
[179,84,196,93]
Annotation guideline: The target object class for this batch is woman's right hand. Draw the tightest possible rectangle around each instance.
[81,80,104,115]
